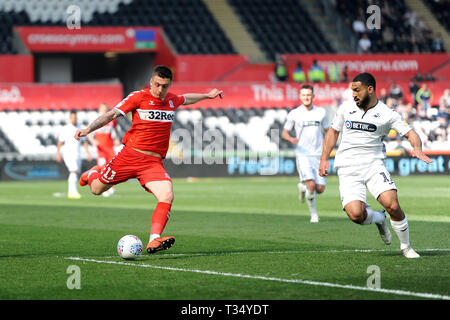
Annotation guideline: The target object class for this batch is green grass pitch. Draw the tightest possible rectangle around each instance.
[0,175,449,300]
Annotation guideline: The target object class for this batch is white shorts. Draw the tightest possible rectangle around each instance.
[337,160,397,208]
[63,155,81,173]
[296,155,326,186]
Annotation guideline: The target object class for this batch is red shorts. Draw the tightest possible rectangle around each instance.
[98,145,171,192]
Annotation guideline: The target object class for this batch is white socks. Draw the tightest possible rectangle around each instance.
[68,172,78,194]
[305,189,317,215]
[362,206,385,225]
[149,234,160,242]
[390,217,410,250]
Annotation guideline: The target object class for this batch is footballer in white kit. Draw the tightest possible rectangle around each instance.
[283,84,329,223]
[56,110,92,199]
[319,73,433,258]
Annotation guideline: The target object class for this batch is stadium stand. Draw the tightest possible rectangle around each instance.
[423,0,450,32]
[227,0,334,61]
[0,0,236,54]
[335,0,444,53]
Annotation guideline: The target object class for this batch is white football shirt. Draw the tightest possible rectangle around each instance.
[331,100,412,168]
[58,123,84,158]
[284,105,330,156]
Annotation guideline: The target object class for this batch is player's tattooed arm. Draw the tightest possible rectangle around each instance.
[75,109,121,140]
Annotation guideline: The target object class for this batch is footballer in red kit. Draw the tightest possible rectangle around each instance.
[75,65,223,254]
[88,103,120,197]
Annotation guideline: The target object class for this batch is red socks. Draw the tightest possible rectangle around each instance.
[88,171,99,186]
[150,202,172,236]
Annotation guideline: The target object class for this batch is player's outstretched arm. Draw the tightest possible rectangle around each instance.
[319,128,339,176]
[183,89,223,105]
[404,129,433,164]
[75,109,121,141]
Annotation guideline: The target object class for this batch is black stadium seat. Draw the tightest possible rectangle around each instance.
[227,0,334,60]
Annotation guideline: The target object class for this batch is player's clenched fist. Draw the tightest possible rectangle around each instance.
[74,129,89,141]
[207,89,223,99]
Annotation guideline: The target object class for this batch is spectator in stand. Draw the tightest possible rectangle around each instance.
[341,65,349,83]
[414,103,430,120]
[389,82,404,101]
[352,16,366,35]
[379,88,388,104]
[437,95,449,121]
[409,78,420,107]
[292,61,306,83]
[327,62,342,83]
[396,98,414,122]
[439,89,450,109]
[404,9,418,29]
[431,33,445,53]
[416,83,432,111]
[275,55,288,82]
[308,59,326,83]
[358,34,371,54]
[382,27,395,48]
[425,72,436,82]
[413,71,424,82]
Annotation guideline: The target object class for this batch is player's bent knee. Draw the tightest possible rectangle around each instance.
[158,190,174,204]
[90,181,109,196]
[384,201,402,215]
[345,209,365,224]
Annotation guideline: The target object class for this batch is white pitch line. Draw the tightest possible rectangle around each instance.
[97,248,449,259]
[159,248,450,257]
[66,256,450,300]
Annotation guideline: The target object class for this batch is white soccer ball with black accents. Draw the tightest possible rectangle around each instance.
[117,235,143,260]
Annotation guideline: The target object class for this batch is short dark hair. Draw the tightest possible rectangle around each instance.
[152,65,173,81]
[353,72,376,90]
[300,84,314,93]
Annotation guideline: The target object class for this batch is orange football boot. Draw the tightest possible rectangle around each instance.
[146,236,175,254]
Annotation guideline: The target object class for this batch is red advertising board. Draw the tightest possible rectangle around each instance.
[281,53,450,81]
[174,55,249,82]
[0,55,34,83]
[172,53,449,83]
[0,83,122,110]
[15,26,161,52]
[171,81,449,108]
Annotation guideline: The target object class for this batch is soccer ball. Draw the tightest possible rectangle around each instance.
[117,235,143,260]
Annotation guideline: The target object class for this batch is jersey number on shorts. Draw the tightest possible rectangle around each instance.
[102,167,116,181]
[379,172,394,184]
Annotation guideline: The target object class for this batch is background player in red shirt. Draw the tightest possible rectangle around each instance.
[75,65,223,254]
[87,103,120,197]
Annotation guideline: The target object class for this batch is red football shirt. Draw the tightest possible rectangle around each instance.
[114,89,185,158]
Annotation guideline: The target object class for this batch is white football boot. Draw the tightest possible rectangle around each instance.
[402,246,420,258]
[375,210,392,245]
[310,213,319,223]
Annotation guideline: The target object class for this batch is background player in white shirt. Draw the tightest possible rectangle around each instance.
[282,84,329,223]
[319,73,432,258]
[56,110,92,199]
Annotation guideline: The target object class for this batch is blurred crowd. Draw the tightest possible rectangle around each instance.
[337,0,447,54]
